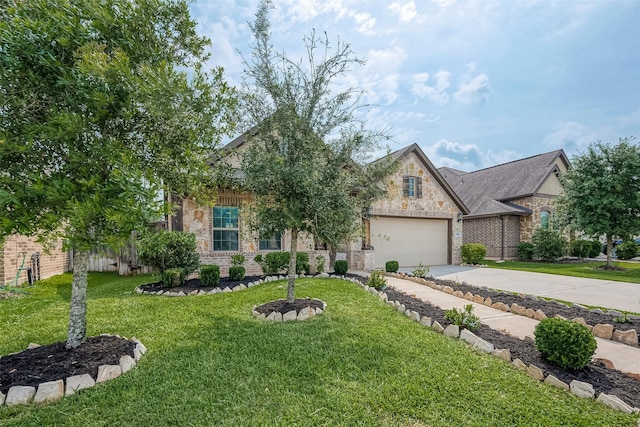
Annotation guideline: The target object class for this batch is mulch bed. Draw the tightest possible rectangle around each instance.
[139,274,265,293]
[0,335,135,394]
[383,285,640,409]
[255,298,324,316]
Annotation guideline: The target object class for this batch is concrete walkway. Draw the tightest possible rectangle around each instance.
[386,276,640,376]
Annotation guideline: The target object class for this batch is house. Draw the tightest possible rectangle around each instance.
[0,235,71,286]
[169,137,468,275]
[439,149,570,259]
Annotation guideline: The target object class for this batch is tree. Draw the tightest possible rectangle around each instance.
[556,138,640,267]
[240,1,394,303]
[0,0,236,348]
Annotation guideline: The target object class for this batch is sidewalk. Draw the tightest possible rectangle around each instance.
[386,276,640,376]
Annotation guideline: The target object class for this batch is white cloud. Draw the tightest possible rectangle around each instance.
[424,139,521,170]
[388,1,418,23]
[353,12,377,34]
[454,73,490,105]
[542,121,614,154]
[411,71,451,105]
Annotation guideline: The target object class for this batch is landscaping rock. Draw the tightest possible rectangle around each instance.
[134,347,142,361]
[527,364,545,381]
[6,386,36,406]
[553,314,567,320]
[66,374,96,396]
[512,358,527,371]
[459,329,494,353]
[483,297,493,307]
[491,348,511,362]
[597,393,635,414]
[453,290,464,298]
[396,304,405,313]
[27,343,41,350]
[464,292,474,301]
[533,309,547,320]
[97,364,122,383]
[255,312,266,320]
[442,286,453,294]
[472,295,484,304]
[572,317,587,326]
[222,287,232,293]
[410,311,420,322]
[524,308,535,318]
[511,303,526,316]
[318,273,329,278]
[544,375,569,391]
[420,317,432,327]
[282,310,297,321]
[607,310,624,318]
[177,291,186,297]
[266,311,277,321]
[592,323,614,339]
[34,380,64,403]
[136,342,147,355]
[188,290,198,296]
[315,308,324,316]
[612,329,638,347]
[237,284,247,291]
[404,309,411,317]
[431,321,444,333]
[491,302,509,311]
[590,308,604,314]
[119,355,136,374]
[570,380,595,399]
[0,391,4,405]
[443,324,460,338]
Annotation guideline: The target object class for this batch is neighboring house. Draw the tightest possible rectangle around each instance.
[0,235,71,286]
[439,149,570,259]
[169,138,468,275]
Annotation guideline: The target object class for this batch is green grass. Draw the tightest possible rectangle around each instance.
[486,260,640,284]
[0,273,637,426]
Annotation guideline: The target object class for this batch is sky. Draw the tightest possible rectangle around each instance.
[189,0,640,171]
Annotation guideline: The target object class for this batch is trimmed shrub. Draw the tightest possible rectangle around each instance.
[296,252,310,274]
[569,239,602,258]
[444,304,481,331]
[616,241,639,260]
[334,260,348,275]
[254,252,289,276]
[229,266,246,281]
[534,318,596,369]
[230,254,245,266]
[588,240,603,258]
[137,231,200,276]
[160,268,185,288]
[385,260,399,273]
[517,242,535,261]
[461,244,486,264]
[367,270,387,290]
[200,265,220,287]
[315,255,325,274]
[532,229,567,262]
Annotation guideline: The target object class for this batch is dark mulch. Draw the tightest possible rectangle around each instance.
[0,335,135,394]
[139,275,264,293]
[384,286,640,409]
[255,298,324,316]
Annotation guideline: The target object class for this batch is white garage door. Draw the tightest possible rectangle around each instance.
[370,217,449,268]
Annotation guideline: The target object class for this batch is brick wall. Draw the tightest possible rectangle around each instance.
[1,235,70,285]
[463,215,521,259]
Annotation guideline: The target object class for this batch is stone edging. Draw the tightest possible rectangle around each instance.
[0,335,146,407]
[387,272,639,349]
[134,272,347,297]
[252,299,327,322]
[354,277,639,415]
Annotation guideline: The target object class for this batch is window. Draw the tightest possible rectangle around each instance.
[540,210,550,229]
[213,207,239,251]
[402,175,422,198]
[259,233,282,250]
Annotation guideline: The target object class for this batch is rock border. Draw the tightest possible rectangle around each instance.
[0,335,146,407]
[386,272,639,349]
[252,299,328,322]
[350,274,639,415]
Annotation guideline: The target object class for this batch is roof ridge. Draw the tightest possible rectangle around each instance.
[464,149,563,174]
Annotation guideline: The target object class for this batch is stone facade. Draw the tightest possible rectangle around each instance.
[463,215,520,258]
[1,235,71,286]
[514,195,557,242]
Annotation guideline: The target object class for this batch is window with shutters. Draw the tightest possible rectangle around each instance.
[402,175,422,198]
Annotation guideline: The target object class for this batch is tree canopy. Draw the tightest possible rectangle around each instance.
[556,137,640,266]
[0,0,236,347]
[240,0,395,302]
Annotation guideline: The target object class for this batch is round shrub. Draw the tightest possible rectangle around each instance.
[200,265,220,287]
[137,231,200,275]
[534,318,596,370]
[570,239,603,259]
[517,242,535,261]
[229,266,245,281]
[160,268,185,288]
[334,260,348,275]
[461,243,486,264]
[385,260,399,273]
[532,229,567,262]
[615,241,638,260]
[296,252,310,274]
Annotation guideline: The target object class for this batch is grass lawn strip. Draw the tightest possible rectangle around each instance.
[486,260,640,284]
[0,273,636,426]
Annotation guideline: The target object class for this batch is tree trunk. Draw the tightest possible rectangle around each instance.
[328,245,337,272]
[606,234,613,268]
[287,228,298,303]
[67,250,89,349]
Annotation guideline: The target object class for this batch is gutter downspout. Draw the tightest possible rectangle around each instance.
[500,215,505,260]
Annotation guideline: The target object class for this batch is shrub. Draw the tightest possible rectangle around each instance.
[412,262,429,278]
[254,252,289,276]
[315,255,325,274]
[296,252,310,274]
[534,318,596,369]
[367,270,387,290]
[385,260,399,273]
[160,268,185,288]
[444,304,481,331]
[230,254,245,266]
[137,231,200,276]
[334,260,348,275]
[569,239,602,259]
[532,229,567,262]
[615,241,639,260]
[229,266,246,281]
[588,240,603,258]
[461,244,486,264]
[200,265,220,287]
[517,242,535,261]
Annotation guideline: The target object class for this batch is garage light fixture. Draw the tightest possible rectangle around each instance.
[457,212,464,223]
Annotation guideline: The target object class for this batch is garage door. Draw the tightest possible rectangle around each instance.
[370,217,449,268]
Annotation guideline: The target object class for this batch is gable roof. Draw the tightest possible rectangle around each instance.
[438,149,570,218]
[378,143,469,214]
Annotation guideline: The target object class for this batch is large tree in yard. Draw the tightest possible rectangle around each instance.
[0,0,235,347]
[241,1,394,303]
[556,138,640,268]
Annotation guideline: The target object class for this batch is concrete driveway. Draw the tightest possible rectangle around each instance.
[399,265,640,313]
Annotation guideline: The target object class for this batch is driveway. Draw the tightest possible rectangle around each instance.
[404,265,640,314]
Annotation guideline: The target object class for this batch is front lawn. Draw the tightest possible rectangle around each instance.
[0,273,635,426]
[486,260,640,284]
